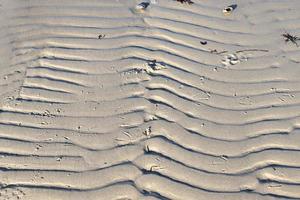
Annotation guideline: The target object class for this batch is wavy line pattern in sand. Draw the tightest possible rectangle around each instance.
[1,0,300,199]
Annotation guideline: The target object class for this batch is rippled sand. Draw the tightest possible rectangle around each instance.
[1,0,300,199]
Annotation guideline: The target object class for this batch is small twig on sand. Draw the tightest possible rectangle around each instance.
[176,0,194,4]
[282,33,299,47]
[217,50,228,54]
[236,49,269,53]
[210,49,228,54]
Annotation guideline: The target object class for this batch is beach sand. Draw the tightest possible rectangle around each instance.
[1,0,300,199]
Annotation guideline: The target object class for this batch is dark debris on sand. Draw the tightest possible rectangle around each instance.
[282,33,299,47]
[98,34,105,39]
[176,0,194,5]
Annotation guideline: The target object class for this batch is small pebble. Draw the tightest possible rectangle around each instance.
[223,4,237,15]
[135,2,150,11]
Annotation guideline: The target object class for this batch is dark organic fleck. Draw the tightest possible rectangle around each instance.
[282,33,299,47]
[176,0,194,5]
[98,34,105,39]
[148,59,157,68]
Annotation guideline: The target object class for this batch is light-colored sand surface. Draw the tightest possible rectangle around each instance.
[1,0,300,199]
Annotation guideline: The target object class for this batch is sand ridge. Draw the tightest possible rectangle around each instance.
[1,0,300,199]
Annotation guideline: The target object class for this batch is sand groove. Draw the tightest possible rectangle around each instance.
[1,0,300,199]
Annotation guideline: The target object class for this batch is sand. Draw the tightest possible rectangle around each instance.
[1,0,300,199]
